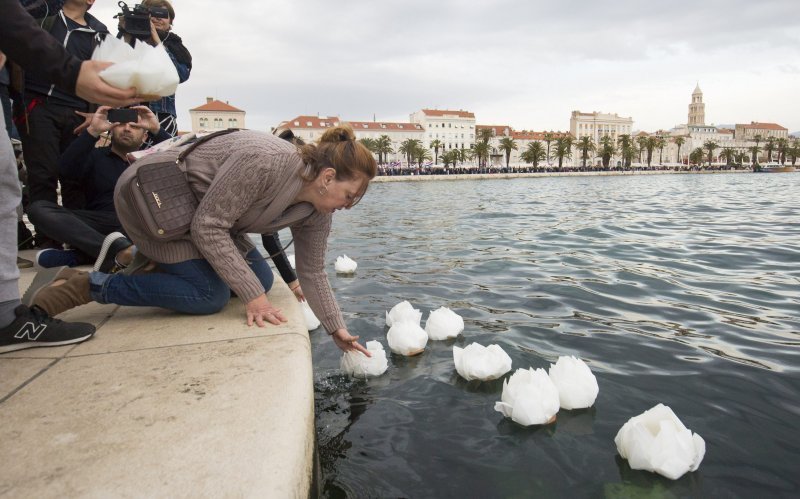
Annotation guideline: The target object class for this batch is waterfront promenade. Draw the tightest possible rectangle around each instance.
[372,167,750,182]
[0,250,315,498]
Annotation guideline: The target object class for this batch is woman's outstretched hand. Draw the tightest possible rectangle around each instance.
[331,329,371,357]
[246,294,287,327]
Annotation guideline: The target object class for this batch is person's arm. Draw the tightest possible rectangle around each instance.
[0,0,137,107]
[263,233,297,283]
[166,50,191,83]
[291,214,369,355]
[58,130,99,179]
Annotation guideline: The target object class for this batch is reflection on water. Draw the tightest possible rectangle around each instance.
[301,173,799,497]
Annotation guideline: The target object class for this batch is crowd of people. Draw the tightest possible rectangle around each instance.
[377,163,754,177]
[2,0,377,357]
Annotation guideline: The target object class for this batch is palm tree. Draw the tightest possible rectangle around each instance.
[359,138,377,161]
[520,141,546,168]
[655,135,666,165]
[617,134,634,168]
[598,135,616,168]
[719,147,736,167]
[703,140,718,167]
[413,145,431,167]
[553,136,574,169]
[689,147,704,166]
[751,134,763,164]
[375,135,393,165]
[789,139,800,166]
[764,136,777,162]
[441,150,457,168]
[471,141,490,168]
[456,147,470,167]
[644,136,658,167]
[673,136,686,165]
[576,136,596,168]
[429,139,443,165]
[498,137,518,169]
[399,138,421,166]
[749,144,762,170]
[634,135,649,165]
[543,132,555,166]
[477,128,493,144]
[775,138,788,165]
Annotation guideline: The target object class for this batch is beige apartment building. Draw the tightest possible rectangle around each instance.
[569,111,634,145]
[734,122,789,141]
[189,98,245,133]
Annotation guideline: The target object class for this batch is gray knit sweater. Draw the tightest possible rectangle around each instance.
[114,130,346,333]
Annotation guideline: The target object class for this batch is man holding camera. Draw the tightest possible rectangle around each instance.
[28,105,170,272]
[118,0,191,139]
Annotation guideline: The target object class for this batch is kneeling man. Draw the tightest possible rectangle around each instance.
[28,106,170,272]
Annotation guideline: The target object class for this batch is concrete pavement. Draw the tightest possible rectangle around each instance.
[0,250,315,498]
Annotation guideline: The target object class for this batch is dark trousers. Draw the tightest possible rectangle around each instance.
[18,100,86,209]
[26,200,125,263]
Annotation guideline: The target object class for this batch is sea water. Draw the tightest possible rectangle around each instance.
[305,172,799,497]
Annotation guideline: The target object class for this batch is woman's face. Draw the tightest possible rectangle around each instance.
[151,15,171,32]
[313,169,366,214]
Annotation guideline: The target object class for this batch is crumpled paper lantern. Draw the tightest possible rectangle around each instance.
[387,321,428,356]
[385,300,422,328]
[334,254,357,274]
[425,306,464,340]
[92,35,178,98]
[614,403,706,480]
[494,368,560,426]
[453,343,511,381]
[340,340,388,378]
[300,301,320,331]
[548,355,599,410]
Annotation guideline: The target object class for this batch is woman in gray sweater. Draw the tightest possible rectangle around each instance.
[26,125,377,355]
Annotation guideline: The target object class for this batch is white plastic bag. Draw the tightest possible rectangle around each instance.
[92,36,179,98]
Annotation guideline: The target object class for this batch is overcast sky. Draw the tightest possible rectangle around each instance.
[90,0,800,134]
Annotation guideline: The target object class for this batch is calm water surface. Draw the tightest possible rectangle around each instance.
[303,172,799,498]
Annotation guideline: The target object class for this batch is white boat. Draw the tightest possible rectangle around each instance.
[757,162,797,173]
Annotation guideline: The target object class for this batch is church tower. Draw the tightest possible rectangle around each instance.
[688,83,705,126]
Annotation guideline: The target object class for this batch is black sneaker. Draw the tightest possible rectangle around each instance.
[0,304,95,354]
[93,232,132,273]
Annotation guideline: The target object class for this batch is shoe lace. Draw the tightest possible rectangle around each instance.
[28,305,63,325]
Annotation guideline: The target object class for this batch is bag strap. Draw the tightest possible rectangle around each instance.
[177,128,239,163]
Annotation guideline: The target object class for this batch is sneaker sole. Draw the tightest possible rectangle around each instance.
[0,333,95,354]
[21,266,71,307]
[93,232,126,272]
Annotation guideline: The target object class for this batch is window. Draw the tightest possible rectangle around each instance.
[294,121,299,127]
[306,121,312,126]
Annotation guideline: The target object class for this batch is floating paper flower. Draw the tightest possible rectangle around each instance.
[548,355,599,410]
[300,301,320,331]
[387,321,428,356]
[385,300,422,328]
[334,254,357,274]
[425,306,464,340]
[614,404,706,480]
[341,340,389,378]
[494,368,560,426]
[453,343,511,381]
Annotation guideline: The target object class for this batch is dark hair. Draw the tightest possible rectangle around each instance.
[275,127,305,146]
[299,125,377,205]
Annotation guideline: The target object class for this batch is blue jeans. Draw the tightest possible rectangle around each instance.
[89,248,274,315]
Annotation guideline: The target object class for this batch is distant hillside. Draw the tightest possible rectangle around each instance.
[791,131,800,138]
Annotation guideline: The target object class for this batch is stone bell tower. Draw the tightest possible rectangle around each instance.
[688,83,705,126]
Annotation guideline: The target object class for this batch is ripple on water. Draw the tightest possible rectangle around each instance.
[306,173,800,497]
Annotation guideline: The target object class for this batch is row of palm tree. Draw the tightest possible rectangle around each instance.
[359,131,800,170]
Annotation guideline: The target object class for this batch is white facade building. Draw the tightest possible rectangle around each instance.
[410,109,476,152]
[569,111,634,145]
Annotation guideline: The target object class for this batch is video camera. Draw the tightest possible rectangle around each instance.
[115,1,170,41]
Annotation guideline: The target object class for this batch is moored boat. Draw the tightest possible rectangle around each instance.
[756,162,797,173]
